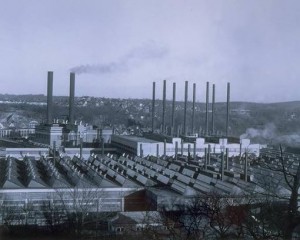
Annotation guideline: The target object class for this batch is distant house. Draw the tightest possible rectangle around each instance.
[107,211,172,236]
[108,212,137,234]
[8,122,15,128]
[29,120,39,129]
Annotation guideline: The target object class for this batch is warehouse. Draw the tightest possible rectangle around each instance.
[111,134,260,158]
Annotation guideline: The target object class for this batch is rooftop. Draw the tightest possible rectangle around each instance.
[113,135,159,143]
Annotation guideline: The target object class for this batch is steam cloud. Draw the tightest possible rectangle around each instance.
[240,123,276,140]
[276,134,300,146]
[70,42,168,75]
[240,123,300,146]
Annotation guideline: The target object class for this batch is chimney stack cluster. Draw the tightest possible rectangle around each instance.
[46,71,77,125]
[46,73,231,138]
[151,80,231,137]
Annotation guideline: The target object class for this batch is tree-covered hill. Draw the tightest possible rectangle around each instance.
[1,94,300,146]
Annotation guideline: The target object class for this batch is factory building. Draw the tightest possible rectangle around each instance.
[0,146,297,226]
[111,134,260,158]
[62,122,100,146]
[35,123,63,147]
[32,72,259,159]
[111,135,162,156]
[0,127,35,139]
[0,73,298,238]
[0,154,143,225]
[33,72,112,149]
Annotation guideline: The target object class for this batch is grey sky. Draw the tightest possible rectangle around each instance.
[0,0,300,103]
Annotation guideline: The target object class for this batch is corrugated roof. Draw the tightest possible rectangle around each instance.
[114,135,158,143]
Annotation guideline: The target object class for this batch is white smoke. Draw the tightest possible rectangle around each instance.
[70,42,168,74]
[277,134,300,145]
[240,123,300,146]
[240,123,276,140]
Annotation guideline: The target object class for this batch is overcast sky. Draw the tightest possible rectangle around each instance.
[1,0,300,103]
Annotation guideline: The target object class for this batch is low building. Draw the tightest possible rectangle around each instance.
[35,123,63,147]
[0,127,35,139]
[111,134,260,158]
[0,144,296,229]
[111,135,161,156]
[34,122,113,148]
[108,211,169,236]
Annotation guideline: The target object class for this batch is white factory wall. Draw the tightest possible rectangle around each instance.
[35,124,63,147]
[101,129,113,143]
[4,148,49,158]
[138,137,260,158]
[49,125,63,147]
[137,142,164,157]
[2,147,96,159]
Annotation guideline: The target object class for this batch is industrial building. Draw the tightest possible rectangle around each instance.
[0,71,267,155]
[33,72,259,160]
[1,71,298,238]
[33,72,112,149]
[0,127,35,139]
[111,134,260,158]
[0,146,297,227]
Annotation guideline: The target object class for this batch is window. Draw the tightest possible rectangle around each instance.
[116,227,124,232]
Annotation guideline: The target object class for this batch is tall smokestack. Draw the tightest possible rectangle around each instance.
[244,151,248,181]
[175,141,178,160]
[208,144,211,165]
[205,82,209,136]
[171,82,176,136]
[162,80,166,133]
[47,71,53,125]
[69,72,75,124]
[221,151,224,180]
[212,84,215,135]
[140,143,143,157]
[193,142,196,160]
[183,81,188,136]
[226,82,230,137]
[204,148,208,170]
[79,137,83,159]
[101,137,104,155]
[192,83,196,134]
[53,141,56,167]
[239,143,242,160]
[226,148,229,170]
[152,82,156,133]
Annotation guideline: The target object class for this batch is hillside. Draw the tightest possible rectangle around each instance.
[0,94,300,146]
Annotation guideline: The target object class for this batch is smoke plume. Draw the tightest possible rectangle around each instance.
[70,42,168,75]
[240,123,276,140]
[240,123,300,146]
[276,134,300,146]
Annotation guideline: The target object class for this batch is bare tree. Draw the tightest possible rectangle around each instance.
[242,198,284,239]
[40,184,110,239]
[156,193,249,240]
[41,199,67,233]
[180,197,209,239]
[157,206,187,240]
[198,192,248,239]
[258,145,300,238]
[62,187,99,238]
